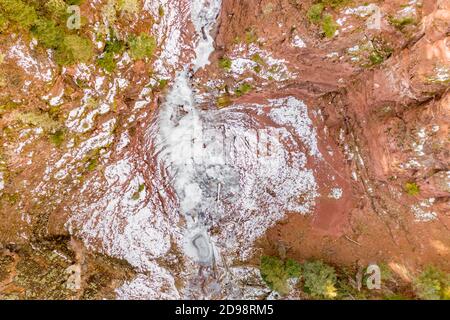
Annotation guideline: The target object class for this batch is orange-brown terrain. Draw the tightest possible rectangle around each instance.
[0,0,449,300]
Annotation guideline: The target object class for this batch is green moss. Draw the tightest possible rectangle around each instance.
[307,1,348,37]
[378,262,394,283]
[158,4,164,17]
[0,0,95,66]
[104,35,125,54]
[286,259,302,278]
[389,16,415,30]
[404,182,420,196]
[302,261,338,299]
[413,266,450,300]
[234,83,252,97]
[367,44,392,67]
[14,111,60,131]
[56,34,93,65]
[0,0,38,29]
[31,18,64,49]
[218,57,232,71]
[260,256,301,295]
[216,94,232,109]
[49,129,65,147]
[97,52,116,72]
[158,79,169,90]
[44,0,68,21]
[368,51,384,65]
[128,33,156,60]
[97,34,125,72]
[322,14,338,38]
[307,3,324,23]
[86,157,98,172]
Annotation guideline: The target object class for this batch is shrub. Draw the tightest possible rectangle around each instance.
[31,18,64,49]
[307,3,324,23]
[97,35,125,72]
[104,35,125,54]
[302,261,338,299]
[49,129,65,147]
[56,34,94,65]
[413,266,450,300]
[322,14,337,38]
[128,33,156,60]
[260,256,301,295]
[286,259,302,277]
[405,182,420,196]
[97,52,116,72]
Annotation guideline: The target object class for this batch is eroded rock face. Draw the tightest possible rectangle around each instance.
[0,0,449,299]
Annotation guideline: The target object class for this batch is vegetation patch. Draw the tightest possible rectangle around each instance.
[128,33,157,60]
[216,94,232,109]
[14,111,60,132]
[245,28,258,44]
[389,16,416,30]
[260,256,301,295]
[49,129,65,147]
[97,33,125,72]
[302,260,338,299]
[0,0,94,66]
[306,1,342,38]
[234,82,252,97]
[321,14,338,38]
[404,182,420,196]
[218,57,232,71]
[131,183,145,200]
[307,3,324,23]
[0,0,37,29]
[413,266,450,300]
[56,34,94,65]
